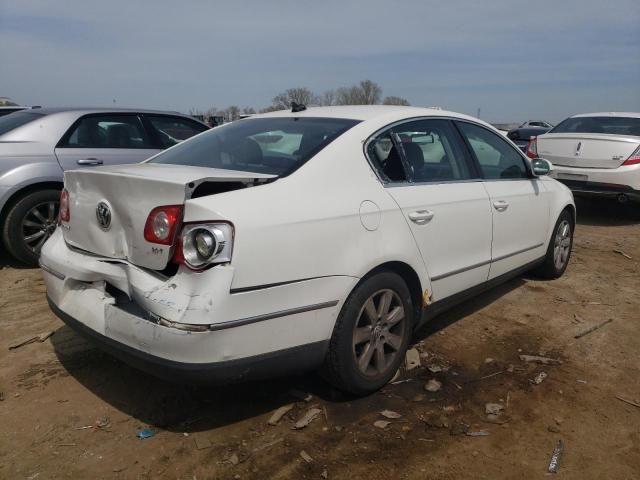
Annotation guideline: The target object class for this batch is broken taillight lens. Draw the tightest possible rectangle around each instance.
[58,189,70,223]
[526,137,538,159]
[622,145,640,166]
[144,205,183,245]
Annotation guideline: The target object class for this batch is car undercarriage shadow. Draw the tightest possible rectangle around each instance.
[574,197,639,226]
[51,324,346,434]
[0,250,30,269]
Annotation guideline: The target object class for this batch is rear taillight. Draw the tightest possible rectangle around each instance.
[144,205,183,245]
[58,189,70,223]
[622,145,640,166]
[526,137,538,159]
[172,222,234,271]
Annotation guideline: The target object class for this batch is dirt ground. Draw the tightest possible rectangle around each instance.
[1,198,638,480]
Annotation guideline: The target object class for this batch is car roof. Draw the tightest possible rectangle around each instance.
[25,106,190,116]
[571,112,640,119]
[253,105,490,126]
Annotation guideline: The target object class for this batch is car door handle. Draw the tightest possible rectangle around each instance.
[77,158,103,166]
[408,210,435,224]
[493,200,509,212]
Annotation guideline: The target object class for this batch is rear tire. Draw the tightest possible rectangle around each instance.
[323,271,413,396]
[2,189,60,267]
[534,209,574,279]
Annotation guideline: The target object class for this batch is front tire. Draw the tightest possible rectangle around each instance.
[535,209,574,279]
[323,271,413,396]
[2,189,60,267]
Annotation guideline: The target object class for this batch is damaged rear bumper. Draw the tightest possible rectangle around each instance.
[47,296,329,383]
[41,229,356,383]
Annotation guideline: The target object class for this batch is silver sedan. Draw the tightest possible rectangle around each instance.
[0,107,208,265]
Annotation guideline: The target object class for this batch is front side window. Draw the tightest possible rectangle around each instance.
[551,116,640,136]
[146,115,208,148]
[63,115,150,148]
[457,122,529,180]
[150,117,360,176]
[367,119,472,183]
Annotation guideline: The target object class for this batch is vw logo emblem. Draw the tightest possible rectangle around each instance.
[96,202,112,230]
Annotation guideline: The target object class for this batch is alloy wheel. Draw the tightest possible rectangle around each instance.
[553,219,571,270]
[21,201,59,254]
[352,289,406,376]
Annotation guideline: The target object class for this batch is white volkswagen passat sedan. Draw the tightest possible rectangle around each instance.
[41,106,575,395]
[528,112,640,204]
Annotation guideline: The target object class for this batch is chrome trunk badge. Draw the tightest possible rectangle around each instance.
[96,202,112,230]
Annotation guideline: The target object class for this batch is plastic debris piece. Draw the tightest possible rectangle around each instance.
[574,318,613,339]
[485,403,504,415]
[373,420,391,429]
[533,372,548,385]
[300,450,313,463]
[8,331,55,350]
[613,249,632,259]
[267,404,294,426]
[466,430,490,437]
[424,379,442,392]
[405,348,421,370]
[136,428,155,439]
[519,355,562,365]
[380,410,402,419]
[548,439,564,473]
[292,408,322,429]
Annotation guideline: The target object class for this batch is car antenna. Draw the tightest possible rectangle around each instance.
[291,102,306,113]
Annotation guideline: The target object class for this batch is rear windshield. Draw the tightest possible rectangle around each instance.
[150,117,360,176]
[551,116,640,136]
[0,111,45,136]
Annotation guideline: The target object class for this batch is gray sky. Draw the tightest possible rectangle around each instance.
[1,0,639,122]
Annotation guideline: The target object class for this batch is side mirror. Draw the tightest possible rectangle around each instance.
[531,158,552,176]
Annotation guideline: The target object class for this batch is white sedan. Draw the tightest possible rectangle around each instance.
[41,106,575,395]
[528,112,640,204]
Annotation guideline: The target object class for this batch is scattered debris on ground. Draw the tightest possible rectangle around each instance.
[373,420,391,429]
[615,395,640,409]
[405,348,421,370]
[548,439,564,473]
[300,450,313,463]
[8,331,55,350]
[612,249,632,260]
[267,404,294,426]
[574,318,613,339]
[380,410,402,419]
[293,408,322,429]
[519,354,562,365]
[136,428,155,440]
[532,372,548,385]
[424,379,442,392]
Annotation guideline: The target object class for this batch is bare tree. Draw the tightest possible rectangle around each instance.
[224,105,240,122]
[272,87,318,109]
[358,80,382,105]
[320,90,336,106]
[382,96,410,106]
[242,107,256,115]
[335,80,383,105]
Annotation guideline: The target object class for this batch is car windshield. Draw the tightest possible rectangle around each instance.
[0,111,45,136]
[551,116,640,136]
[150,117,360,176]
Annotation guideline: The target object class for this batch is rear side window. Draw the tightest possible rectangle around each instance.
[0,111,45,136]
[62,115,150,148]
[145,115,208,148]
[551,116,640,136]
[457,122,529,180]
[150,117,360,176]
[367,119,472,183]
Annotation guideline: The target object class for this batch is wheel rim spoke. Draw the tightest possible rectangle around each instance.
[386,306,404,327]
[47,202,56,222]
[354,327,372,345]
[31,208,47,223]
[375,344,386,373]
[358,342,375,371]
[377,291,392,318]
[364,298,377,323]
[384,332,403,351]
[24,230,45,243]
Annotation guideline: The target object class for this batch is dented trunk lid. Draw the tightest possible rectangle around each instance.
[62,163,275,270]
